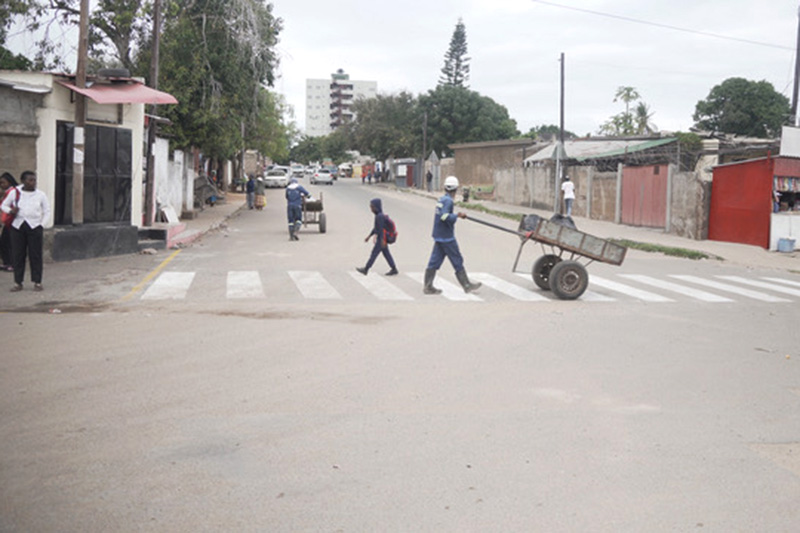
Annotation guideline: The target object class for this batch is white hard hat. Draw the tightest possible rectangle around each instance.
[444,175,459,191]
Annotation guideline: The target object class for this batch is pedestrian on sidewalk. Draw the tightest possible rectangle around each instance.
[561,175,575,216]
[254,176,266,210]
[285,178,310,241]
[426,169,433,192]
[246,174,255,209]
[0,172,18,272]
[0,170,50,292]
[423,175,481,295]
[356,198,398,276]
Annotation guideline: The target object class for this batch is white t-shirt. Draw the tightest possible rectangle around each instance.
[1,186,51,229]
[561,180,575,200]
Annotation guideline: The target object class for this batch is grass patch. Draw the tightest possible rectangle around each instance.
[610,239,720,261]
[456,202,522,222]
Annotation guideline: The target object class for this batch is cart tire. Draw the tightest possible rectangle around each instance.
[532,254,561,290]
[549,260,588,300]
[319,213,327,233]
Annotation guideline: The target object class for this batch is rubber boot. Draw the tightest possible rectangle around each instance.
[294,222,302,240]
[423,268,442,295]
[455,269,482,293]
[288,226,295,241]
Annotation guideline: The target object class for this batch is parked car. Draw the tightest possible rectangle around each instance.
[310,168,334,185]
[264,167,289,188]
[291,164,304,177]
[327,165,339,180]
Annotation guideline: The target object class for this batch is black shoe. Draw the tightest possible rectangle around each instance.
[385,269,398,276]
[356,267,368,275]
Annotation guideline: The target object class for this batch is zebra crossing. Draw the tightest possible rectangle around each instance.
[136,269,800,305]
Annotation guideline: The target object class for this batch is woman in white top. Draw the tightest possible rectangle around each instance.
[0,170,51,291]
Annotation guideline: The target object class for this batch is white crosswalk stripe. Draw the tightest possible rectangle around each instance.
[670,275,791,302]
[472,273,549,301]
[717,276,800,297]
[136,270,798,304]
[349,272,414,301]
[762,277,800,289]
[142,271,195,300]
[589,276,674,302]
[288,270,342,299]
[619,274,734,302]
[227,271,264,299]
[406,272,482,301]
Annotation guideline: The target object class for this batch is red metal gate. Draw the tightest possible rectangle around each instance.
[621,165,667,228]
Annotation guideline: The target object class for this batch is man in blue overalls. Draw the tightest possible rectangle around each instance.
[424,175,481,295]
[285,178,310,241]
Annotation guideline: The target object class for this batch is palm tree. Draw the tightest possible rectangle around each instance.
[634,102,657,135]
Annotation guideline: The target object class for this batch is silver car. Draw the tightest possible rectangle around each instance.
[264,168,289,188]
[310,168,333,185]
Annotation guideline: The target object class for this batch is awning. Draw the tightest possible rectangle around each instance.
[56,79,178,105]
[0,78,51,94]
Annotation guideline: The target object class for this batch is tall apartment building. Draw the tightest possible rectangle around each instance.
[305,69,377,137]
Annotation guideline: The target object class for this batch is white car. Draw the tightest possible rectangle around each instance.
[291,164,304,178]
[263,168,289,188]
[310,168,334,185]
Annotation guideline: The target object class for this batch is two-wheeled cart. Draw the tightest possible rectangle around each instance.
[468,213,627,300]
[301,192,327,233]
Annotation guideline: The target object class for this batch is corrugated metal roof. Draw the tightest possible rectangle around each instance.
[525,138,676,163]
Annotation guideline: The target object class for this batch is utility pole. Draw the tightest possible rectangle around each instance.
[554,52,565,213]
[793,3,800,126]
[144,0,161,226]
[422,111,427,190]
[72,0,89,225]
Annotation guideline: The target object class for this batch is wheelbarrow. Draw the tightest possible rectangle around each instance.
[302,192,327,233]
[467,213,627,300]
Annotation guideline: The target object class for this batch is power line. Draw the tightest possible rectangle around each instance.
[531,0,794,51]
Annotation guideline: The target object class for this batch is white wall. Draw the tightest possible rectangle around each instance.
[770,214,800,251]
[1,71,145,228]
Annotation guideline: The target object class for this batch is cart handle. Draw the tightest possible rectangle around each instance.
[464,214,527,237]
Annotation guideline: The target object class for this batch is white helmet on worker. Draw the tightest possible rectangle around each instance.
[444,175,459,191]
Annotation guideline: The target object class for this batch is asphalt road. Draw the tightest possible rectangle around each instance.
[1,179,799,532]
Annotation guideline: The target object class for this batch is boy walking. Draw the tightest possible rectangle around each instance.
[356,198,398,276]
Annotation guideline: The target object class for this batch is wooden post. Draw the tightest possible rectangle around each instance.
[72,0,90,225]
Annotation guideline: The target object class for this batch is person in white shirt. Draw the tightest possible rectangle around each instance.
[561,175,576,216]
[0,170,51,292]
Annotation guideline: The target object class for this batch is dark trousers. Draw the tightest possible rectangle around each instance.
[10,222,43,285]
[426,239,464,272]
[0,226,11,266]
[365,241,396,271]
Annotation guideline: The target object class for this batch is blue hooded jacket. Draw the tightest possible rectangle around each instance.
[367,198,390,244]
[432,193,458,242]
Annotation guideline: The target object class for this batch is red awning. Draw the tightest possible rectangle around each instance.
[56,79,178,105]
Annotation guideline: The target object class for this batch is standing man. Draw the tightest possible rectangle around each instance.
[245,174,255,209]
[356,198,398,276]
[423,175,481,295]
[426,169,433,192]
[285,178,310,241]
[1,170,50,292]
[561,175,575,216]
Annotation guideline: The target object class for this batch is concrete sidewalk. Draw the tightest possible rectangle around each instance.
[401,186,800,273]
[165,192,247,248]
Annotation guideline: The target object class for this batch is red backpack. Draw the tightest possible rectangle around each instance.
[382,214,397,244]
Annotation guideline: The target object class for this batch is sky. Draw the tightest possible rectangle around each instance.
[269,0,800,137]
[6,0,798,138]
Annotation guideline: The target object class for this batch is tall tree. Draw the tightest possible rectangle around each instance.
[598,86,657,136]
[348,92,420,161]
[521,124,577,140]
[693,77,790,138]
[439,18,470,88]
[158,0,283,161]
[419,85,518,157]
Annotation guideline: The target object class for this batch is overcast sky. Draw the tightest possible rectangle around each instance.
[271,0,800,137]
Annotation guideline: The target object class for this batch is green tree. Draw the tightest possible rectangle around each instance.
[419,85,518,157]
[693,77,790,138]
[89,0,148,72]
[598,86,657,136]
[290,136,324,164]
[439,18,470,88]
[521,124,576,140]
[348,91,420,160]
[158,0,283,162]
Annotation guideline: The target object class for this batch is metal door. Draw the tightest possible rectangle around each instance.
[621,165,667,228]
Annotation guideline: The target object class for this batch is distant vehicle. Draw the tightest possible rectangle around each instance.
[291,164,304,177]
[264,167,289,188]
[304,166,316,177]
[338,163,353,178]
[310,168,334,185]
[326,165,339,180]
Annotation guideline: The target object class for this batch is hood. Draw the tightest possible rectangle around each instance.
[370,198,382,213]
[287,181,299,189]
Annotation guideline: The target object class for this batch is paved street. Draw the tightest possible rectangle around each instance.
[1,179,799,531]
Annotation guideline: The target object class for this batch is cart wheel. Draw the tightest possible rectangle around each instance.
[319,212,327,233]
[549,260,588,300]
[532,254,561,290]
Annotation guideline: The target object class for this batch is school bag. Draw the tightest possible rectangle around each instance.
[382,214,398,244]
